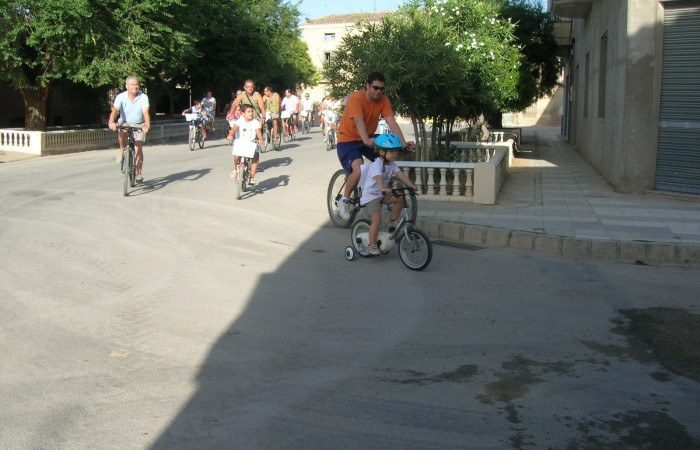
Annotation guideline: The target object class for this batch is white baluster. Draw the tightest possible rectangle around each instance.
[426,168,435,195]
[465,168,474,197]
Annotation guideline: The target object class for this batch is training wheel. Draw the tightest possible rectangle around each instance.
[345,246,355,261]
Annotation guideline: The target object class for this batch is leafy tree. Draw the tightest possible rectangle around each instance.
[324,0,523,160]
[0,0,191,131]
[174,0,318,101]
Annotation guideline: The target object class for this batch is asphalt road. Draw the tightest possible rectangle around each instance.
[1,128,699,449]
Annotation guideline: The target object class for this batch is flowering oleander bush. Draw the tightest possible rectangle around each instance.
[324,0,525,161]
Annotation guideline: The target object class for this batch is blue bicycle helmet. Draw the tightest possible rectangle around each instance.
[375,133,403,150]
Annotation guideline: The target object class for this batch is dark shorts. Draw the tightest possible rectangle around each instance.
[337,137,378,173]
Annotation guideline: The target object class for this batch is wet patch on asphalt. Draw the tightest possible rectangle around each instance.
[377,364,478,385]
[582,307,700,383]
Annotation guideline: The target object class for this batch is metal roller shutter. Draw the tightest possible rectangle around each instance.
[655,2,700,194]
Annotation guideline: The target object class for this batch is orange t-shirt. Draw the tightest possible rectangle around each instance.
[337,90,394,143]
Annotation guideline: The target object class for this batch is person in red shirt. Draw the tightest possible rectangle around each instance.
[336,72,412,220]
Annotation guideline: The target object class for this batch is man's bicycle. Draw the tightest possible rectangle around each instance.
[118,124,139,197]
[327,165,418,228]
[300,112,311,134]
[185,113,205,151]
[265,116,282,151]
[344,187,432,271]
[281,111,296,143]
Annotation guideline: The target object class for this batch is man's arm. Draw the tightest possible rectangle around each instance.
[108,106,119,131]
[257,95,266,120]
[142,106,151,133]
[228,95,242,120]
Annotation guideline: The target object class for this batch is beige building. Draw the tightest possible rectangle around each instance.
[299,12,391,109]
[550,0,700,194]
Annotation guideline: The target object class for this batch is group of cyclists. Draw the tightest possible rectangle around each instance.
[109,72,413,232]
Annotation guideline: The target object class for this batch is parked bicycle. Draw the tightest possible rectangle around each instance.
[345,187,432,271]
[185,113,205,151]
[117,124,139,197]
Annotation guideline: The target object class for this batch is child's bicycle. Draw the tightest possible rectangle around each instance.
[231,139,257,200]
[185,113,205,151]
[344,187,432,271]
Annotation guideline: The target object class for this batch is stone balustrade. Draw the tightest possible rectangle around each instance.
[0,121,189,156]
[398,141,513,205]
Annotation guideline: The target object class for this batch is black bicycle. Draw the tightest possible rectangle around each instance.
[265,117,282,151]
[327,167,418,228]
[185,113,205,151]
[118,125,139,196]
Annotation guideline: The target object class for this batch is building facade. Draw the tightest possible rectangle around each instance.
[551,0,700,194]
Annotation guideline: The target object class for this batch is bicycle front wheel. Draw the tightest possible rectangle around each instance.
[189,127,196,151]
[122,150,129,196]
[235,165,245,200]
[327,169,357,228]
[399,228,432,271]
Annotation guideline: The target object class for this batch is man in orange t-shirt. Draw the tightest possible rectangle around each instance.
[335,71,412,220]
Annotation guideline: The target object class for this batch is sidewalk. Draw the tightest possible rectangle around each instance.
[417,126,700,265]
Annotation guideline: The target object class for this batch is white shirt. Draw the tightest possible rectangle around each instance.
[301,98,313,113]
[360,158,400,205]
[233,117,261,141]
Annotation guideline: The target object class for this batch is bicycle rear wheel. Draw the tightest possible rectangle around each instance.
[391,179,418,223]
[273,127,281,150]
[198,132,205,149]
[327,169,358,228]
[398,228,432,271]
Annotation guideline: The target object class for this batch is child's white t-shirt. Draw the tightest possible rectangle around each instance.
[233,117,261,141]
[360,158,399,205]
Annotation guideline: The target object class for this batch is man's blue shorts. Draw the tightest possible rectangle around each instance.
[337,138,377,174]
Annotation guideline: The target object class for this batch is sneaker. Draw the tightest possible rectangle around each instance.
[368,244,380,256]
[248,178,256,186]
[135,176,143,185]
[116,150,123,164]
[338,198,351,220]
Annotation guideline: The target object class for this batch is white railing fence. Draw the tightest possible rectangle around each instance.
[1,121,189,156]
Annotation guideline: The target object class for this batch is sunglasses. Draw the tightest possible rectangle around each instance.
[370,85,385,92]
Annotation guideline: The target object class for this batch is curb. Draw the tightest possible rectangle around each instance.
[418,218,700,266]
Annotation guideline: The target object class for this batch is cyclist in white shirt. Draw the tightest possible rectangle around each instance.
[300,93,314,127]
[281,89,300,135]
[201,90,217,132]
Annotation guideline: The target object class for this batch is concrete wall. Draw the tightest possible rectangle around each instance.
[569,0,660,193]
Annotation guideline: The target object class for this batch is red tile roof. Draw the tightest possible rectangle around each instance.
[302,11,392,26]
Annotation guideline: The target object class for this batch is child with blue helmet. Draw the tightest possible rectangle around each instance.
[359,133,418,256]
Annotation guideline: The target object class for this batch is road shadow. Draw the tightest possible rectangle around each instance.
[257,157,292,173]
[237,175,290,199]
[128,168,212,196]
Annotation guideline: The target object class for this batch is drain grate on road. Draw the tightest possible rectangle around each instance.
[432,240,485,251]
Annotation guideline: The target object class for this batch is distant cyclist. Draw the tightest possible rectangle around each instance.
[336,71,412,219]
[281,89,300,135]
[108,75,150,184]
[201,90,217,132]
[301,93,314,127]
[181,99,208,140]
[264,86,281,141]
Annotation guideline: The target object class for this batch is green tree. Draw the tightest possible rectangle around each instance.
[175,0,318,100]
[324,0,523,160]
[0,0,191,130]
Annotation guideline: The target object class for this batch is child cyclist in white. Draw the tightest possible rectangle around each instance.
[227,104,264,185]
[360,133,417,256]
